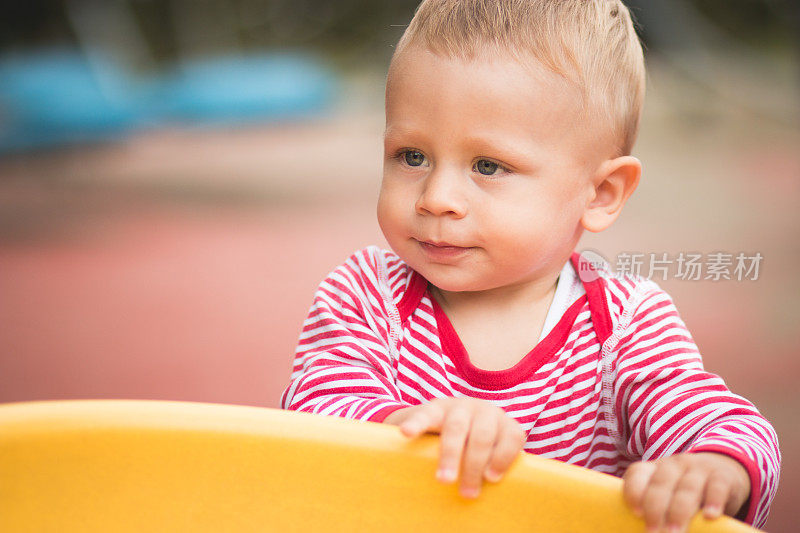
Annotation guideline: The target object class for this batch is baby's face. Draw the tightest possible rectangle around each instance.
[378,45,610,293]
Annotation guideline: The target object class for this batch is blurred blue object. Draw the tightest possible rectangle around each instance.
[0,50,337,153]
[0,49,142,153]
[150,53,336,124]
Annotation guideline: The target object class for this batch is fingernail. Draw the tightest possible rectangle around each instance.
[436,468,456,483]
[484,469,502,482]
[460,487,480,499]
[667,525,684,533]
[704,505,722,518]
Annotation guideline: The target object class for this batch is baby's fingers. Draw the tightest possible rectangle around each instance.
[622,461,657,516]
[702,471,733,520]
[458,409,498,498]
[641,462,683,531]
[665,470,707,532]
[399,403,446,437]
[483,422,526,482]
[436,405,473,484]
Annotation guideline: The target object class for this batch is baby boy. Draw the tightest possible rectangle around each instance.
[281,1,780,531]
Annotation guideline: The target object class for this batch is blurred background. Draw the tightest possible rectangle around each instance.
[0,0,797,529]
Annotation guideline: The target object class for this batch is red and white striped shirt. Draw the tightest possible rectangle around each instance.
[281,246,780,527]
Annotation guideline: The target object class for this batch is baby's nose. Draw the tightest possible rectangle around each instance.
[415,169,468,218]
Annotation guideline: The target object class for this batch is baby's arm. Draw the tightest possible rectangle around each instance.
[281,250,409,422]
[610,281,780,531]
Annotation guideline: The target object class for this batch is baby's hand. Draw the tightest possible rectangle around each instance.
[384,398,526,498]
[622,452,751,533]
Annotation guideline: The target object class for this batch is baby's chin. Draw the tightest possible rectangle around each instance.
[386,242,502,293]
[414,267,500,294]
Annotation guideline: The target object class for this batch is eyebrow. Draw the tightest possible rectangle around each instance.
[383,126,429,144]
[459,134,533,166]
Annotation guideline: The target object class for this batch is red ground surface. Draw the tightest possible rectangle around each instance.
[0,199,385,406]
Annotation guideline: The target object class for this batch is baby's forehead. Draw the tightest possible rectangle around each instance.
[386,46,617,158]
[394,45,563,87]
[390,49,593,126]
[391,43,569,79]
[388,45,589,113]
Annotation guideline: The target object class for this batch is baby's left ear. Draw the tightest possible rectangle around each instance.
[580,156,641,233]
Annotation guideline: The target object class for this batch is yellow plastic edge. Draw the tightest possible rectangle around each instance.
[0,400,757,532]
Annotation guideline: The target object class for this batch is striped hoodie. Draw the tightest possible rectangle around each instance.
[281,246,780,527]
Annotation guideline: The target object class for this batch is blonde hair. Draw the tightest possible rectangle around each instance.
[391,0,646,155]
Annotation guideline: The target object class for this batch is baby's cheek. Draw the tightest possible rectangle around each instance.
[376,193,401,233]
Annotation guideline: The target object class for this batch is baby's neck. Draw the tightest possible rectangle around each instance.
[431,269,561,317]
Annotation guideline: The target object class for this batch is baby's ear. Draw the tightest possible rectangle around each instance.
[580,156,641,233]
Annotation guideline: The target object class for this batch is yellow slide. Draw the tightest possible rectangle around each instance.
[0,400,755,532]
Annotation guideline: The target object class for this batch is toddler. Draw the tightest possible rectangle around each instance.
[281,1,780,531]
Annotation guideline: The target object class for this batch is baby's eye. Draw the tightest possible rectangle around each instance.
[474,159,500,176]
[402,150,426,167]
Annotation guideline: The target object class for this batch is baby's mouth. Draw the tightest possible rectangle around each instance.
[422,240,463,248]
[417,239,474,259]
[417,237,471,248]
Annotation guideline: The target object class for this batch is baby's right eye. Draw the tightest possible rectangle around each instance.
[402,150,426,167]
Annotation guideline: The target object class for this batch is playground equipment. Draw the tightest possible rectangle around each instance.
[0,49,335,153]
[0,400,756,532]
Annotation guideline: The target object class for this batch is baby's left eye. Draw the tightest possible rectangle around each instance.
[474,159,500,176]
